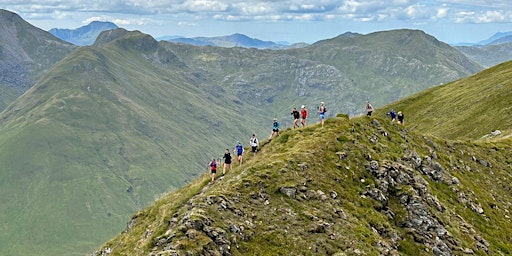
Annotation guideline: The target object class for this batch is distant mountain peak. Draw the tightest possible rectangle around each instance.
[48,21,118,46]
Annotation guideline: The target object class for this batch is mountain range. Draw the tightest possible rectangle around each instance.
[0,8,511,255]
[162,33,305,49]
[45,18,512,69]
[95,60,512,255]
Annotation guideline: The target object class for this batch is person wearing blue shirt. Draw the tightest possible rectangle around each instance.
[388,109,397,123]
[234,141,244,166]
[318,102,326,128]
[269,118,280,140]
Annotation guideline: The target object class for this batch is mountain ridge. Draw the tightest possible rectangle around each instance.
[95,113,512,255]
[165,33,305,49]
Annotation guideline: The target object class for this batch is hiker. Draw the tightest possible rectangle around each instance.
[387,109,397,123]
[300,105,308,127]
[366,101,374,116]
[269,118,280,139]
[250,134,259,154]
[318,102,326,127]
[291,107,300,128]
[222,149,232,175]
[234,141,244,165]
[208,158,217,183]
[397,111,405,125]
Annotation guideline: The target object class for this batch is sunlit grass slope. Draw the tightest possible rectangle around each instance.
[378,60,512,141]
[98,115,512,255]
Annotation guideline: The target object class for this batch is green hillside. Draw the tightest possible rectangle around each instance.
[96,114,512,255]
[287,29,482,106]
[0,27,488,255]
[378,60,512,140]
[94,59,512,255]
[0,31,252,255]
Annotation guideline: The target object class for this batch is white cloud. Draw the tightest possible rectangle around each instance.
[454,9,512,23]
[177,21,199,27]
[5,0,512,27]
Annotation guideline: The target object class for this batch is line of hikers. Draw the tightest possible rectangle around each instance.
[208,134,258,183]
[208,101,404,183]
[208,101,327,183]
[366,101,404,125]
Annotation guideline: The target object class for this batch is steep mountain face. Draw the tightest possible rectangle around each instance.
[0,9,76,110]
[287,29,482,105]
[456,43,512,68]
[95,115,512,255]
[49,21,118,46]
[0,26,490,255]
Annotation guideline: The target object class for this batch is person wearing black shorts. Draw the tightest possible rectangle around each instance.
[250,134,259,154]
[222,149,232,175]
[397,111,405,125]
[291,107,300,128]
[270,118,280,139]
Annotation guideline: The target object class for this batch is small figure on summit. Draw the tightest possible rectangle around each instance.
[234,141,244,166]
[318,102,326,128]
[300,105,308,127]
[366,101,374,116]
[269,118,280,140]
[291,107,300,128]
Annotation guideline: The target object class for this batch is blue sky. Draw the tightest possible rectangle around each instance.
[2,0,512,44]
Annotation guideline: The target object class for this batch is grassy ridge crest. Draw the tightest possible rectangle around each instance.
[97,115,512,255]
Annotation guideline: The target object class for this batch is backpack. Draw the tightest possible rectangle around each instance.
[210,161,217,168]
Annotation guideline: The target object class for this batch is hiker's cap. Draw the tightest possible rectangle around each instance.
[237,141,240,144]
[301,105,305,108]
[273,118,277,120]
[321,101,325,105]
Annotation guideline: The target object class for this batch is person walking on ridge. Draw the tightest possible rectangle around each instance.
[387,109,397,123]
[366,101,374,116]
[291,107,300,128]
[318,102,326,128]
[222,149,232,175]
[234,141,244,166]
[269,118,280,140]
[250,134,259,154]
[208,158,217,183]
[397,111,405,125]
[300,105,308,127]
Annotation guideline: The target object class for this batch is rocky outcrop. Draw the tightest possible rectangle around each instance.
[363,147,489,255]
